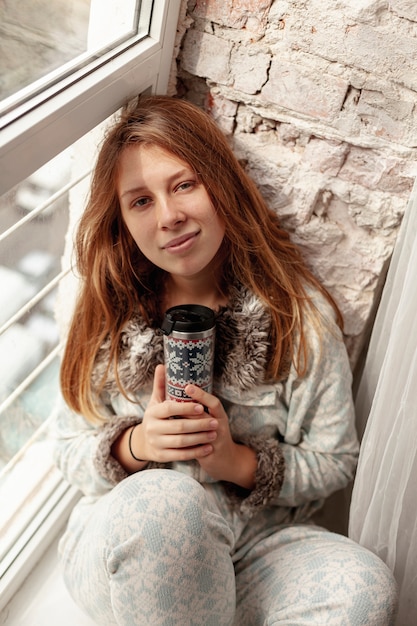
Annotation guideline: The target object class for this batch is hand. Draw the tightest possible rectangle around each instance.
[184,384,258,490]
[134,365,219,463]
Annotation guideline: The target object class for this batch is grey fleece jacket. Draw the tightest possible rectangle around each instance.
[53,283,358,520]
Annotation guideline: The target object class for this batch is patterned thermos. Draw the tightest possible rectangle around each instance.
[161,305,216,402]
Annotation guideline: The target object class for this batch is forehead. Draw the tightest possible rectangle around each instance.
[118,143,191,179]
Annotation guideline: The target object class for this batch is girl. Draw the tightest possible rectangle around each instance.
[55,95,397,625]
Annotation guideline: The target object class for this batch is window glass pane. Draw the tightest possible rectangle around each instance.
[0,1,91,102]
[0,119,97,567]
[0,153,74,568]
[0,0,151,113]
[0,151,73,469]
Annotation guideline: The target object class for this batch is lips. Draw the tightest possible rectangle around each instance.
[163,231,200,250]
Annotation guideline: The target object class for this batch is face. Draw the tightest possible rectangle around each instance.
[117,144,225,286]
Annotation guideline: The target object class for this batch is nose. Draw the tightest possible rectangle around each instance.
[156,196,186,229]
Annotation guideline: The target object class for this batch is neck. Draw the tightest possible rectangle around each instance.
[163,274,228,311]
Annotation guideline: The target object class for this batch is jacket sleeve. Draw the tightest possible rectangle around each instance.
[273,300,359,508]
[52,395,144,497]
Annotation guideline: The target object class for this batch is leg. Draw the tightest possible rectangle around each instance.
[59,470,236,626]
[234,525,398,626]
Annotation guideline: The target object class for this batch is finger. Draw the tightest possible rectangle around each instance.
[162,444,214,463]
[164,400,205,419]
[184,385,223,416]
[151,364,166,403]
[164,429,218,449]
[165,415,218,435]
[149,400,205,422]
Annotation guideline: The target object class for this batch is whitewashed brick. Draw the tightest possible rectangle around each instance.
[206,93,238,135]
[271,4,417,92]
[261,60,349,121]
[231,49,271,94]
[389,0,417,22]
[190,0,273,34]
[302,139,349,177]
[339,147,415,194]
[181,30,232,84]
[356,89,417,146]
[344,25,417,92]
[342,0,390,24]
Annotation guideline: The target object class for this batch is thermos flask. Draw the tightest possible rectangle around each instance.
[161,304,216,402]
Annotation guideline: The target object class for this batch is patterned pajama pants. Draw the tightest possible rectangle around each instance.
[59,470,398,625]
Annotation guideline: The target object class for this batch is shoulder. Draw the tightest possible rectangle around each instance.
[299,285,352,382]
[303,282,340,322]
[294,282,344,352]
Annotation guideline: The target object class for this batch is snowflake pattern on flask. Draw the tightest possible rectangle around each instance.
[164,335,214,401]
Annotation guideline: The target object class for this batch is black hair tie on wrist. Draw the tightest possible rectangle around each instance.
[128,424,145,462]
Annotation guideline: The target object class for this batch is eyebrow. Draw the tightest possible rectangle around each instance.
[120,167,194,199]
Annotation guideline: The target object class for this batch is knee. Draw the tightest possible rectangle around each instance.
[104,470,234,581]
[351,545,398,625]
[112,468,207,510]
[104,469,213,539]
[266,528,398,626]
[315,535,398,625]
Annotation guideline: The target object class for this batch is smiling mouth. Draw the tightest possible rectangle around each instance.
[163,231,200,250]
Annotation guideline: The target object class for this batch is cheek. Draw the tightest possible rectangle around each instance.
[131,232,151,256]
[122,213,149,247]
[133,231,159,265]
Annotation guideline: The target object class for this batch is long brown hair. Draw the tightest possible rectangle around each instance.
[60,95,342,421]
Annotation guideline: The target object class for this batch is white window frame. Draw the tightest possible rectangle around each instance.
[0,0,181,611]
[0,0,180,194]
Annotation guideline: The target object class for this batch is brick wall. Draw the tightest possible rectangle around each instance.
[173,0,417,368]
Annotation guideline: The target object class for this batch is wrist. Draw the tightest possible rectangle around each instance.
[111,423,149,473]
[228,443,257,490]
[128,424,146,462]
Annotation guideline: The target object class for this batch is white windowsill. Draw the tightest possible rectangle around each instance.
[1,532,96,625]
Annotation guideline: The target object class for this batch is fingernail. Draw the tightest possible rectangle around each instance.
[209,419,218,428]
[187,384,196,394]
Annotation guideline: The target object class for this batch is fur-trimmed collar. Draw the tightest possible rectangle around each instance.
[92,283,271,396]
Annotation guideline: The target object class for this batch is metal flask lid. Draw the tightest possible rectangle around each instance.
[161,304,215,335]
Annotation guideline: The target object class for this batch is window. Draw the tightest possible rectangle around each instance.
[0,0,180,610]
[0,0,151,109]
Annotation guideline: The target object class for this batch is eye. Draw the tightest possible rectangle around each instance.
[132,196,152,209]
[175,180,196,192]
